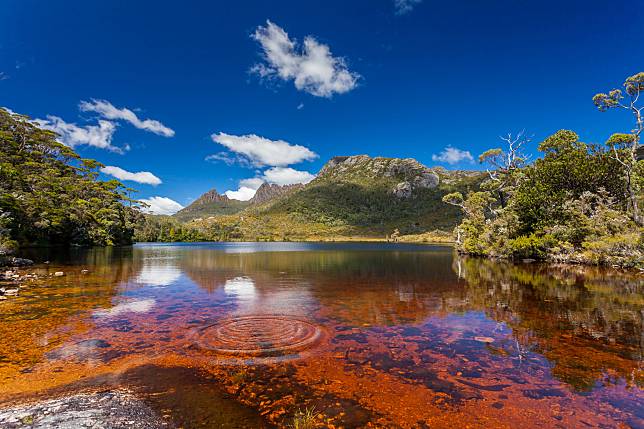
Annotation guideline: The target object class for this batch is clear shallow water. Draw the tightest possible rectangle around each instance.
[1,242,642,428]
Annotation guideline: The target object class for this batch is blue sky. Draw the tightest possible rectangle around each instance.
[1,0,642,213]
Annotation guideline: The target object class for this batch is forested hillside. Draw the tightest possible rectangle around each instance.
[0,108,142,253]
[262,156,482,234]
[157,156,485,242]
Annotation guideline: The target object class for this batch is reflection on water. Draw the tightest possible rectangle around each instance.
[0,243,642,428]
[93,299,156,318]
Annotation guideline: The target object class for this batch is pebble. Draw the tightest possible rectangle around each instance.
[54,272,64,277]
[81,270,89,274]
[474,336,495,343]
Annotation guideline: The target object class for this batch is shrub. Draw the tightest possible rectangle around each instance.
[508,233,556,260]
[580,232,644,268]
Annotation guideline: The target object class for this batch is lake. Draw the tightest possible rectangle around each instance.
[0,242,642,428]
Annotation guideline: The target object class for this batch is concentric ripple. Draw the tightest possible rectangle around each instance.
[194,315,323,358]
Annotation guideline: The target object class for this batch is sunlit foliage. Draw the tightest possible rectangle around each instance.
[0,108,142,250]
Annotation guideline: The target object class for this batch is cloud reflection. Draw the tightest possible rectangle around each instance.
[224,277,257,300]
[93,298,156,318]
[135,264,182,286]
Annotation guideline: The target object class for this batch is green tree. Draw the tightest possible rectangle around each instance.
[513,130,626,235]
[0,108,142,247]
[478,131,530,208]
[593,72,644,225]
[443,191,495,254]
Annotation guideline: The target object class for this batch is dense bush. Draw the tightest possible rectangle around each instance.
[445,72,644,268]
[445,133,642,267]
[507,234,556,260]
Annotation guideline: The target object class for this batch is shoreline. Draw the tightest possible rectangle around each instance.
[0,365,274,429]
[0,390,170,429]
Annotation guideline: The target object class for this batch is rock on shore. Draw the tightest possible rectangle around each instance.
[0,391,171,428]
[0,256,34,268]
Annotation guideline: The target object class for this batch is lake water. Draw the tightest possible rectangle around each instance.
[0,242,642,428]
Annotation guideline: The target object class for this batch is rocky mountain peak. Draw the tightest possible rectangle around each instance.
[191,189,229,205]
[317,155,440,198]
[249,183,303,205]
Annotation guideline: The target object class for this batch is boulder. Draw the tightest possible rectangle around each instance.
[0,256,34,268]
[392,182,413,199]
[413,171,440,189]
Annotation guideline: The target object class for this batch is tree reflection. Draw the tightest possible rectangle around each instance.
[454,256,643,390]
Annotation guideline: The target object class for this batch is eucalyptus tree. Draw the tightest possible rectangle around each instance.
[593,72,644,226]
[478,131,531,208]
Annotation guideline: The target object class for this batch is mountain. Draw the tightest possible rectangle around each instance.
[249,183,303,205]
[173,183,303,222]
[262,155,483,233]
[173,189,248,222]
[185,155,485,241]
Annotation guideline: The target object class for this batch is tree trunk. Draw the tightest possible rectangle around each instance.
[627,172,642,226]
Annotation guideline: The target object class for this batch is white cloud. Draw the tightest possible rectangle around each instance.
[100,166,162,185]
[33,115,123,153]
[0,72,8,81]
[80,99,174,137]
[139,196,184,215]
[394,0,422,15]
[262,167,315,186]
[297,103,304,110]
[211,132,317,167]
[251,20,360,97]
[224,177,265,201]
[225,186,258,201]
[432,146,474,165]
[205,151,252,168]
[240,177,265,189]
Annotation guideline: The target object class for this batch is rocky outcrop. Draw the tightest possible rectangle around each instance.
[249,183,303,205]
[392,182,413,198]
[318,155,440,199]
[190,189,230,205]
[173,189,248,222]
[0,391,168,429]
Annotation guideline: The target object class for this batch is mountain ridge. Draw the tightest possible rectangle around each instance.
[174,182,305,222]
[181,154,486,240]
[249,183,304,205]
